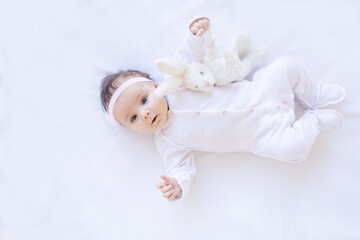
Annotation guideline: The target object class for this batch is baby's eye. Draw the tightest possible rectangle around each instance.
[131,114,137,122]
[200,71,204,75]
[141,96,147,104]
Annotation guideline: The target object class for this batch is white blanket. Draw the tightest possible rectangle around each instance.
[0,0,359,239]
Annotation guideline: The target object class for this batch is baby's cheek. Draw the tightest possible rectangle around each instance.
[138,122,157,134]
[152,96,168,111]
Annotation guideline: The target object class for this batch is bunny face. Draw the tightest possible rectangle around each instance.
[184,62,215,92]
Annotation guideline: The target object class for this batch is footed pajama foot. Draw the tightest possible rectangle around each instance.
[307,109,344,131]
[298,83,346,109]
[315,84,346,108]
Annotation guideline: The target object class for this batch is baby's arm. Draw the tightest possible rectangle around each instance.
[174,16,213,63]
[154,133,196,202]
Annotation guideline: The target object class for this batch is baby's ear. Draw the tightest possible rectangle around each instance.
[156,58,188,75]
[154,76,184,97]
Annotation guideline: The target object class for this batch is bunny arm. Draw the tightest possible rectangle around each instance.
[153,76,184,98]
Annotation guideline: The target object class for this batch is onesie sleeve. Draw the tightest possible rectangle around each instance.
[154,132,196,201]
[174,17,213,63]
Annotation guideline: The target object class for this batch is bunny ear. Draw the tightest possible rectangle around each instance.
[154,76,184,97]
[156,58,188,75]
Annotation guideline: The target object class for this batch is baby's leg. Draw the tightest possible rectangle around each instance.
[253,109,343,162]
[268,56,345,109]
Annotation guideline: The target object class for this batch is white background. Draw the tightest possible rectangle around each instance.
[0,0,359,239]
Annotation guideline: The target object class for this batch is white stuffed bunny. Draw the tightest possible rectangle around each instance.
[154,32,269,97]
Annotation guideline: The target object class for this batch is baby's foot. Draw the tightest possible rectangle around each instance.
[314,83,346,108]
[311,109,344,131]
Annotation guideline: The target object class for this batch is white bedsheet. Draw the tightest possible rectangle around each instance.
[1,1,359,239]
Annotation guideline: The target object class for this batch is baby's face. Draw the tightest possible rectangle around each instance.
[112,78,168,134]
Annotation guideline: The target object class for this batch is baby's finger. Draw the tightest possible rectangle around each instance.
[199,19,210,30]
[193,22,203,30]
[156,182,166,189]
[168,192,177,201]
[163,189,174,198]
[167,193,175,201]
[161,185,172,193]
[196,29,204,37]
[194,17,209,24]
[190,26,199,35]
[160,175,172,183]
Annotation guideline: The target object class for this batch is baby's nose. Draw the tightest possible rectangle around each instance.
[141,110,150,119]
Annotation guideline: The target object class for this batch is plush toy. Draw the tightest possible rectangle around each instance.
[154,32,269,97]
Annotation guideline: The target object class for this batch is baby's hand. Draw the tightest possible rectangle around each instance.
[189,17,210,37]
[156,175,182,201]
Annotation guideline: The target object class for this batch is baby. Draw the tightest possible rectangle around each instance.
[100,17,346,201]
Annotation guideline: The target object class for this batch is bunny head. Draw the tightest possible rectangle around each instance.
[154,58,215,97]
[184,62,215,92]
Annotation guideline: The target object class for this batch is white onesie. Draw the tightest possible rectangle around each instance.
[154,30,322,200]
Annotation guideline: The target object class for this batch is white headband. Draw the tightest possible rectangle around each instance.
[108,77,152,125]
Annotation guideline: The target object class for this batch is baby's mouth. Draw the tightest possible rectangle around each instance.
[152,115,158,125]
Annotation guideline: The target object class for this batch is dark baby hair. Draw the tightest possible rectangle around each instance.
[100,69,151,112]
